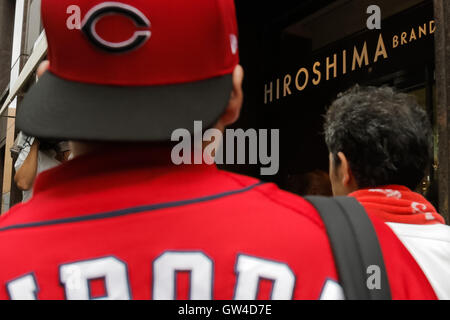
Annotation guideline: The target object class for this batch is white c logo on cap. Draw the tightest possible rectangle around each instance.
[81,2,151,54]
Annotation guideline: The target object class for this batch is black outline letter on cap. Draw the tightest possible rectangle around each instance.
[81,2,151,54]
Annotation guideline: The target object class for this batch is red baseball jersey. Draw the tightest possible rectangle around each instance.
[0,149,437,300]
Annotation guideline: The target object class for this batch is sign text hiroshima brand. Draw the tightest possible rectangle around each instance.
[264,20,436,104]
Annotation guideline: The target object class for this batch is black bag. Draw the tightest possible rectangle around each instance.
[305,196,392,300]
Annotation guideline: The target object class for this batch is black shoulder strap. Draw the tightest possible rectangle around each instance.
[305,196,392,300]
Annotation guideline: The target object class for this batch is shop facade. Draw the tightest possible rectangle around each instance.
[233,0,449,221]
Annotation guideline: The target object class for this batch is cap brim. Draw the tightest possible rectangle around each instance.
[16,71,233,142]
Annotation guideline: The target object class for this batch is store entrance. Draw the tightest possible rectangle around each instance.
[230,0,436,200]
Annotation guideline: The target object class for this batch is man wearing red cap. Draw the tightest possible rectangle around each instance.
[0,0,437,299]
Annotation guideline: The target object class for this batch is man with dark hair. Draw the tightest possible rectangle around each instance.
[324,85,450,299]
[0,1,438,300]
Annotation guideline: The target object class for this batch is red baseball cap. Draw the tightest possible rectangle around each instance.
[17,0,239,141]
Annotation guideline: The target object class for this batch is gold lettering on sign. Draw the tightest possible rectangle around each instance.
[401,32,408,45]
[295,68,309,91]
[410,28,417,42]
[276,78,280,100]
[283,74,292,97]
[374,34,388,63]
[263,20,436,104]
[419,23,427,38]
[264,82,273,104]
[352,42,369,71]
[430,20,436,34]
[326,54,337,80]
[312,62,322,85]
[392,20,435,47]
[342,50,347,75]
[393,35,399,48]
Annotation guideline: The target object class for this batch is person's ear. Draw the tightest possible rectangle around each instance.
[215,65,244,132]
[336,152,351,185]
[336,152,359,191]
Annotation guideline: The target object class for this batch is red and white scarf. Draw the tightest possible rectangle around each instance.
[350,185,445,225]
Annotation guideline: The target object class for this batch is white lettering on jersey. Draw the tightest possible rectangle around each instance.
[6,273,38,300]
[319,279,345,300]
[5,252,327,300]
[60,256,131,300]
[153,251,213,300]
[234,254,295,300]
